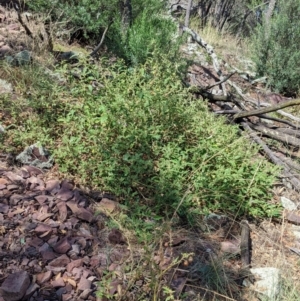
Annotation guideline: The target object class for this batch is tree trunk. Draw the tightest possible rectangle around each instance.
[264,0,276,37]
[119,0,132,34]
[184,0,193,27]
[265,0,276,26]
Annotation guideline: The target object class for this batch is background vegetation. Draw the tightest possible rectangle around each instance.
[251,0,300,95]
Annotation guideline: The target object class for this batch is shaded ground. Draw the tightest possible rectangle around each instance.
[0,157,132,301]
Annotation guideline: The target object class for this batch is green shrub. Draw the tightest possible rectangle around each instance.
[124,12,179,65]
[49,55,279,218]
[251,0,300,94]
[1,56,279,219]
[27,0,119,39]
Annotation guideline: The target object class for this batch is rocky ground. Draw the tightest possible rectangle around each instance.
[0,156,134,301]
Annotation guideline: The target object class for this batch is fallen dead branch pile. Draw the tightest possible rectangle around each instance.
[181,25,300,192]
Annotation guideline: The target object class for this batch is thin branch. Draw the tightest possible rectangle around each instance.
[181,25,227,95]
[259,114,300,128]
[205,71,236,89]
[89,23,111,57]
[233,98,300,120]
[17,11,34,39]
[246,100,300,122]
[241,122,300,191]
[276,152,300,173]
[191,87,232,102]
[215,110,239,114]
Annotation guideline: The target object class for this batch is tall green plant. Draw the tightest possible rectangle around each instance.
[28,0,178,65]
[251,0,300,94]
[51,55,279,218]
[124,12,179,65]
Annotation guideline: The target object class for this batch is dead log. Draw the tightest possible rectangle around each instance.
[215,110,239,114]
[275,127,300,137]
[241,122,300,191]
[240,220,251,267]
[275,152,300,173]
[249,123,300,147]
[259,115,300,129]
[246,100,300,123]
[233,98,300,120]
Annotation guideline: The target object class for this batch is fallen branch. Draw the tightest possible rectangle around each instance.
[248,100,300,123]
[89,23,111,57]
[181,25,227,95]
[215,110,240,114]
[227,80,250,111]
[17,11,34,39]
[249,123,300,147]
[205,71,236,89]
[259,114,300,128]
[275,152,300,173]
[241,122,300,191]
[233,98,300,120]
[240,220,251,267]
[275,127,300,138]
[277,110,300,123]
[190,87,232,102]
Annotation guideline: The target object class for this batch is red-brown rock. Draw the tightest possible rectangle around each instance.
[66,200,93,222]
[34,224,53,236]
[53,237,72,254]
[57,201,68,222]
[61,180,74,190]
[0,203,9,213]
[66,199,79,213]
[28,236,44,248]
[77,277,92,291]
[72,267,83,280]
[36,271,53,284]
[4,171,24,183]
[51,277,65,288]
[34,195,48,205]
[66,259,83,273]
[49,254,70,267]
[9,194,23,205]
[57,187,73,201]
[45,266,66,274]
[45,179,60,194]
[6,184,19,191]
[41,250,58,261]
[76,208,93,222]
[23,283,40,299]
[0,271,30,301]
[23,165,43,176]
[0,178,9,185]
